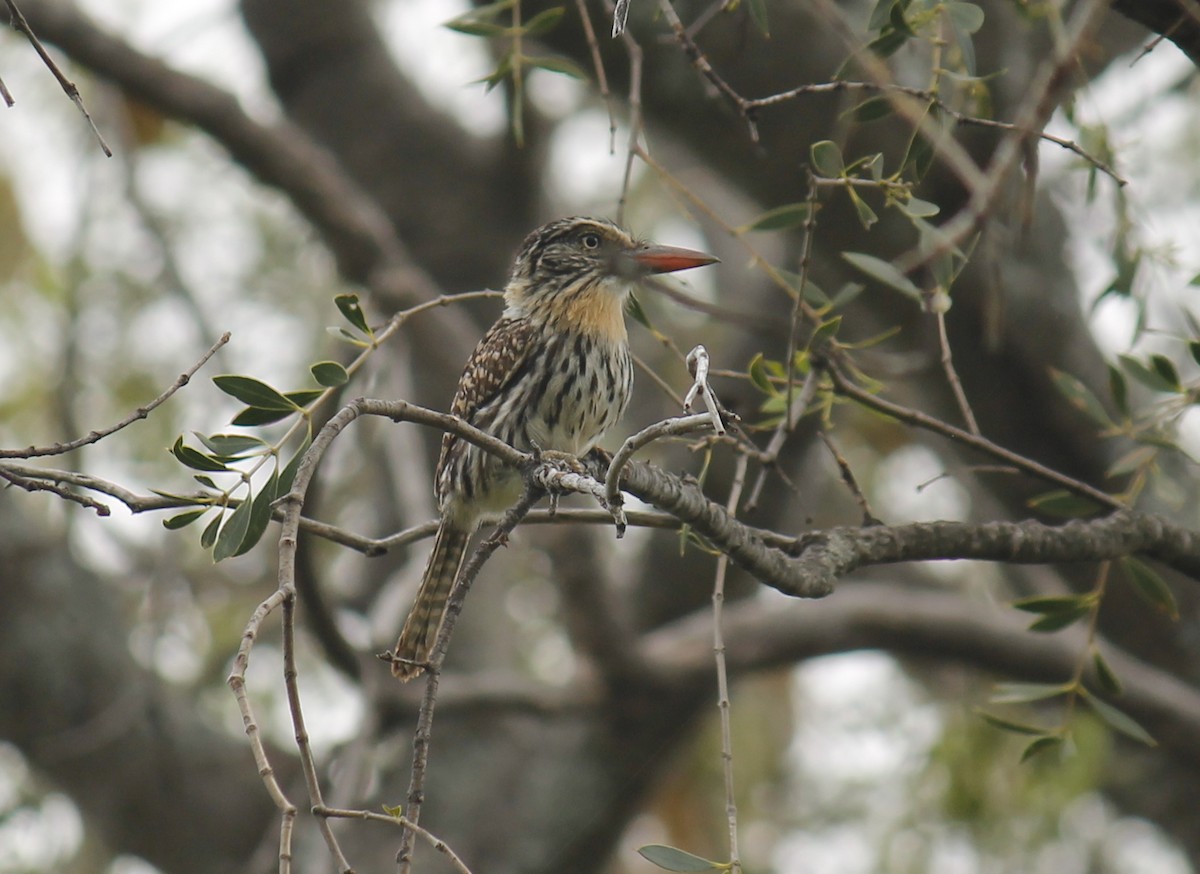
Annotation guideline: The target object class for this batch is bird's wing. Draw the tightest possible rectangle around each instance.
[435,316,539,476]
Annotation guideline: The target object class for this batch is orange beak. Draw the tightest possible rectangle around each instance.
[630,244,719,275]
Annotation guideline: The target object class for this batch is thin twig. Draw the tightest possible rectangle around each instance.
[683,345,726,435]
[604,413,716,533]
[0,465,111,514]
[933,304,980,434]
[572,0,617,153]
[820,357,1123,511]
[712,452,749,874]
[0,332,230,459]
[818,430,879,526]
[3,0,111,155]
[744,370,819,513]
[395,484,542,874]
[316,807,474,874]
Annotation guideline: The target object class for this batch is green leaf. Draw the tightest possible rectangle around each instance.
[231,406,294,427]
[193,475,218,490]
[945,1,985,33]
[194,432,268,458]
[311,361,349,387]
[900,197,940,218]
[1119,354,1177,393]
[1049,368,1112,427]
[747,353,777,395]
[636,845,725,872]
[1020,734,1065,762]
[1028,608,1091,633]
[200,513,222,549]
[1092,651,1123,696]
[1149,354,1181,391]
[1026,489,1103,518]
[1011,594,1092,615]
[171,436,230,473]
[213,493,254,562]
[213,375,297,411]
[278,433,312,495]
[809,316,842,349]
[163,509,207,530]
[286,389,324,407]
[522,6,565,35]
[848,187,878,229]
[830,281,866,309]
[625,293,653,329]
[989,682,1068,704]
[848,95,892,123]
[746,0,769,36]
[445,18,506,36]
[232,472,278,558]
[810,140,845,177]
[1107,364,1129,419]
[525,55,587,80]
[1119,556,1179,620]
[740,202,815,232]
[978,710,1052,736]
[866,27,909,58]
[334,293,371,334]
[327,326,372,348]
[1106,444,1156,479]
[841,252,922,301]
[1082,691,1156,746]
[1189,340,1200,368]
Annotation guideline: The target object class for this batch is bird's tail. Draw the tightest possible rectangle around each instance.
[390,522,472,681]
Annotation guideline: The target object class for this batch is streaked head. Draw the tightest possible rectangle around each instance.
[505,217,717,319]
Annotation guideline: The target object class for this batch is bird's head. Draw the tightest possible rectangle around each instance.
[504,217,717,336]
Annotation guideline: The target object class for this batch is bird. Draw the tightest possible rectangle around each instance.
[389,216,717,680]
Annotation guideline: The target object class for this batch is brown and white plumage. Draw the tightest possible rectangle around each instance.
[390,217,716,680]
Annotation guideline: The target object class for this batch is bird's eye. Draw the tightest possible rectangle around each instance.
[581,232,602,250]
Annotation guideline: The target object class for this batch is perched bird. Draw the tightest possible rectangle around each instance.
[390,216,717,680]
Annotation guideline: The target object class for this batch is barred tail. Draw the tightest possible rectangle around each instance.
[391,521,472,681]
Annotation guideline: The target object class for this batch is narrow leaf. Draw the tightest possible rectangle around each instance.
[841,252,922,301]
[740,203,814,232]
[1028,608,1091,633]
[213,375,296,411]
[334,293,371,334]
[900,197,941,218]
[1020,735,1065,762]
[1149,354,1181,392]
[194,432,268,458]
[747,353,777,395]
[1091,651,1123,696]
[213,494,254,562]
[1119,354,1176,393]
[848,96,892,123]
[989,682,1068,704]
[231,406,294,427]
[286,389,324,407]
[746,0,769,36]
[311,361,349,387]
[848,188,878,229]
[163,509,207,530]
[232,472,278,558]
[171,436,230,473]
[1107,364,1129,418]
[525,55,588,80]
[636,845,724,872]
[1082,692,1156,746]
[978,710,1052,736]
[1027,489,1103,518]
[522,6,565,35]
[945,1,985,33]
[1119,556,1179,619]
[1011,594,1095,615]
[1049,368,1112,427]
[200,513,222,549]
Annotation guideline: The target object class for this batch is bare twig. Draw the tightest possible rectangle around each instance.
[744,370,819,513]
[2,0,111,155]
[683,345,726,436]
[712,452,749,874]
[316,807,474,874]
[820,357,1123,511]
[604,413,716,533]
[0,332,230,459]
[395,483,542,874]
